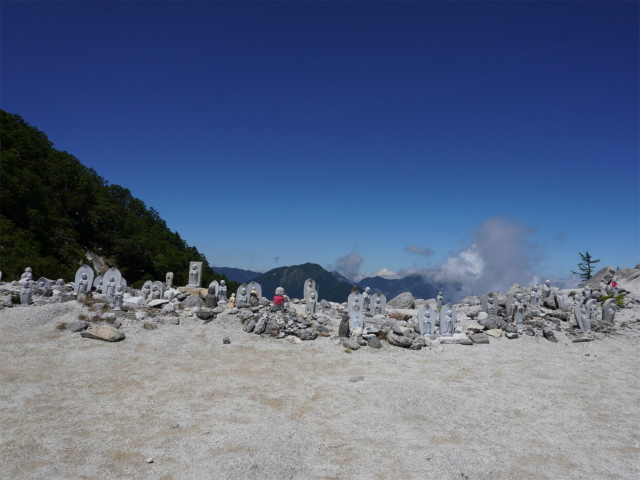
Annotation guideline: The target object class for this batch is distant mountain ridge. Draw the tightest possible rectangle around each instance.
[252,263,353,303]
[214,267,263,283]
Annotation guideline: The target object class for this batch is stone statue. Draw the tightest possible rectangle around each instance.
[206,281,219,308]
[573,293,581,306]
[512,293,524,330]
[530,285,539,308]
[151,284,161,300]
[20,267,33,283]
[37,277,51,290]
[574,303,590,332]
[586,299,598,327]
[306,289,317,315]
[74,265,94,294]
[583,286,592,301]
[481,292,497,315]
[362,287,371,312]
[218,280,228,302]
[370,292,386,316]
[439,303,456,336]
[227,293,236,309]
[602,298,617,322]
[105,275,117,296]
[141,281,152,300]
[555,288,565,308]
[506,293,519,317]
[56,279,65,287]
[418,304,436,337]
[113,285,124,310]
[436,292,443,309]
[20,281,31,305]
[541,280,551,299]
[236,284,249,308]
[606,277,618,296]
[304,278,316,302]
[166,272,174,289]
[247,281,262,301]
[121,278,127,287]
[348,292,364,331]
[93,275,103,292]
[100,267,122,295]
[186,261,203,288]
[274,287,285,312]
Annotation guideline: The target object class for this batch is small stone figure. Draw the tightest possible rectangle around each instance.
[436,292,443,309]
[586,299,598,327]
[205,283,218,309]
[93,275,103,292]
[348,292,364,331]
[512,293,524,330]
[236,284,249,308]
[418,304,436,337]
[274,287,285,313]
[541,280,551,299]
[607,277,618,296]
[530,285,539,308]
[574,303,591,332]
[166,272,174,289]
[113,285,124,311]
[362,287,371,312]
[37,277,50,290]
[304,278,317,301]
[152,281,164,300]
[141,281,152,300]
[74,265,94,294]
[151,284,161,300]
[218,280,228,302]
[247,281,262,301]
[583,286,592,301]
[56,279,65,287]
[370,292,386,316]
[602,298,617,322]
[105,275,117,296]
[555,288,565,308]
[306,289,317,315]
[573,294,581,306]
[20,267,33,283]
[481,292,497,315]
[227,293,236,309]
[100,267,122,295]
[439,303,456,336]
[250,289,259,307]
[186,262,203,288]
[20,281,31,305]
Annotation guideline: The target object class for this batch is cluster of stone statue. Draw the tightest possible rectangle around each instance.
[12,263,619,336]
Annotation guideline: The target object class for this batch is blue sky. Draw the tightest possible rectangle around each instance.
[2,1,638,293]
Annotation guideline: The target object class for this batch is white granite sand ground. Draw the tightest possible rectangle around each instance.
[1,292,639,480]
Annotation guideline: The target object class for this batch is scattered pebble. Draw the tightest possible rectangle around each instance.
[222,337,230,344]
[146,457,153,463]
[171,423,179,428]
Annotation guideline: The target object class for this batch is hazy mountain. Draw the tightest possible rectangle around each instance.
[214,267,263,284]
[331,270,353,284]
[252,263,353,303]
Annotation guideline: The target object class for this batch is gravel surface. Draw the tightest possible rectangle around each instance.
[1,295,639,479]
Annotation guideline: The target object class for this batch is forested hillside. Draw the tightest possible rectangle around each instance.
[0,110,236,290]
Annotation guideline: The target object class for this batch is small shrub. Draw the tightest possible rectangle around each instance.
[599,293,626,308]
[11,295,20,304]
[56,322,67,330]
[344,349,352,354]
[143,322,157,330]
[78,314,87,320]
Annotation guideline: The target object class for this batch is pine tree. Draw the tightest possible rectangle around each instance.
[571,251,600,281]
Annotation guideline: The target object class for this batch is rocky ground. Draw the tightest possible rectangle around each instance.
[1,266,639,479]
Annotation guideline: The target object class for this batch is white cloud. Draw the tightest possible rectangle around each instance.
[335,250,363,281]
[405,245,434,256]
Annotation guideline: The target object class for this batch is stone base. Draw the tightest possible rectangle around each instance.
[179,287,207,297]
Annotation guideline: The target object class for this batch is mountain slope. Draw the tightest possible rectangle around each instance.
[214,267,263,283]
[0,110,236,290]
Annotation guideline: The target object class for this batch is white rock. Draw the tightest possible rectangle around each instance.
[135,311,147,320]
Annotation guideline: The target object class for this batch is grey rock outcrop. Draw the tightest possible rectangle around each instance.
[387,292,415,309]
[80,326,125,342]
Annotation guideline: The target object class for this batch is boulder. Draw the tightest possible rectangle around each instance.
[387,292,415,310]
[367,336,382,348]
[181,295,204,309]
[485,329,503,338]
[389,310,412,321]
[470,333,490,344]
[479,315,507,331]
[580,266,616,289]
[342,338,360,350]
[66,321,88,332]
[542,327,558,343]
[80,326,125,342]
[296,328,317,341]
[147,299,170,308]
[387,333,412,348]
[264,318,280,336]
[196,310,216,321]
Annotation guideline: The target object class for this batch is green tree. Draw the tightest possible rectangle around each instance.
[571,251,600,281]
